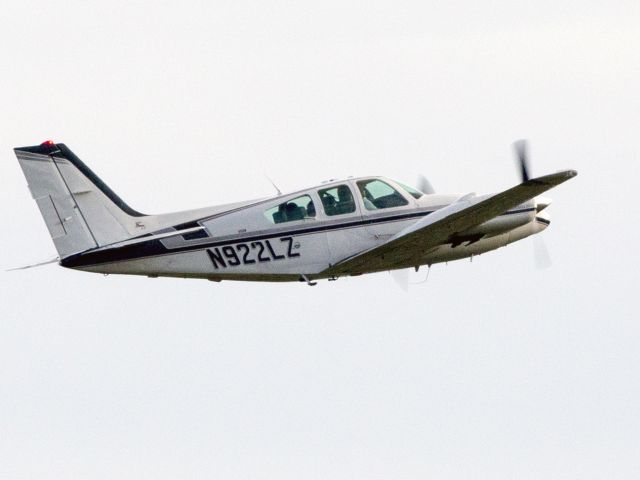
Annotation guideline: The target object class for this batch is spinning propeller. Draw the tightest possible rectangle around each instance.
[513,139,531,182]
[389,176,435,290]
[391,140,554,290]
[513,139,553,269]
[417,174,435,195]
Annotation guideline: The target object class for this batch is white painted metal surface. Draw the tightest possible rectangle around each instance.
[13,141,577,284]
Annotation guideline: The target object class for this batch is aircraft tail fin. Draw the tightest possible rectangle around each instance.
[14,141,146,259]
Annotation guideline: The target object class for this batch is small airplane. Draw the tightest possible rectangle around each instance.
[13,140,576,285]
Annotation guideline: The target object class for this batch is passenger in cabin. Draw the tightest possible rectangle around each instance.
[336,185,355,214]
[285,202,304,221]
[266,195,316,224]
[306,200,315,217]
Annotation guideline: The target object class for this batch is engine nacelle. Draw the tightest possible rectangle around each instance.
[463,198,536,238]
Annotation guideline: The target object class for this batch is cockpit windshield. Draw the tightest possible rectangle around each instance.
[395,181,424,199]
[357,179,409,210]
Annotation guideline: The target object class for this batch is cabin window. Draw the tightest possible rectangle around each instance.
[264,195,316,224]
[357,179,409,210]
[318,184,356,216]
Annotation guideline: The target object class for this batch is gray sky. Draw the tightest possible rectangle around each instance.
[1,1,639,478]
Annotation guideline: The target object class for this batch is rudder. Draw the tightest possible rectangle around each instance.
[14,141,146,259]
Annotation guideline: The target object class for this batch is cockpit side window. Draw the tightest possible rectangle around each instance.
[318,184,356,216]
[357,179,409,210]
[264,195,316,224]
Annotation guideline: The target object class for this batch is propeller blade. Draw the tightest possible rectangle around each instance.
[512,139,552,268]
[417,174,435,194]
[533,236,552,269]
[513,139,531,182]
[390,268,410,292]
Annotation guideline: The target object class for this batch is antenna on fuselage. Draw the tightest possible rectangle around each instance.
[264,174,282,196]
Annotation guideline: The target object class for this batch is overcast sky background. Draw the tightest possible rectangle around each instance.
[1,1,639,478]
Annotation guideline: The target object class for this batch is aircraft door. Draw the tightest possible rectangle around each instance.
[316,183,371,265]
[355,178,417,242]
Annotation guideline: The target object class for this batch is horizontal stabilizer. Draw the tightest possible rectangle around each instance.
[5,256,59,271]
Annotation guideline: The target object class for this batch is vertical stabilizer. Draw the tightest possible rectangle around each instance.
[14,141,146,259]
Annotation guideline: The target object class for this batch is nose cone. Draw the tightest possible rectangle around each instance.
[536,196,553,212]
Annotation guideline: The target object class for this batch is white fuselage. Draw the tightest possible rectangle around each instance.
[67,177,549,282]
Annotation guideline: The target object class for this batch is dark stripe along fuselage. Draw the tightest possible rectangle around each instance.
[61,207,535,269]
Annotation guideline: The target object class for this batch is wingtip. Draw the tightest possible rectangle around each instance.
[555,169,578,178]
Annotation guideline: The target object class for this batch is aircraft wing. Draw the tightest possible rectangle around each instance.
[322,170,577,276]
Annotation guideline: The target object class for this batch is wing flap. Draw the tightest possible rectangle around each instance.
[323,170,577,276]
